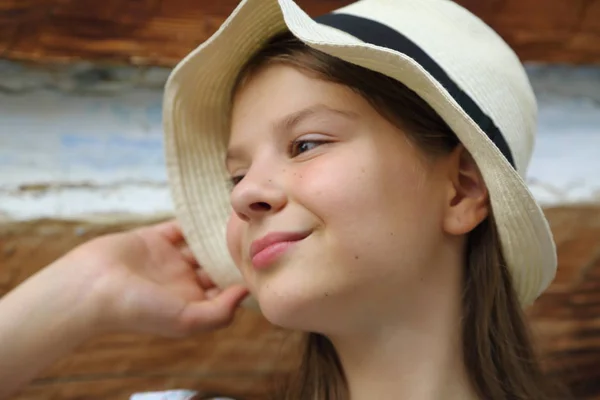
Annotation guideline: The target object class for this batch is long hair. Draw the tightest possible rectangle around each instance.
[232,32,565,400]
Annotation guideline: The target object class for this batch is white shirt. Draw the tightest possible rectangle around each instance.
[130,391,236,400]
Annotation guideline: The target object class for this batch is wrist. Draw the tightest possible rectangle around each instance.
[0,259,105,398]
[54,250,129,337]
[23,258,108,343]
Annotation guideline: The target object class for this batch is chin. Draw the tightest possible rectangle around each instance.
[253,267,342,332]
[258,293,329,332]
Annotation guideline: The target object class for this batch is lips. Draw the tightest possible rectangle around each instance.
[249,230,311,269]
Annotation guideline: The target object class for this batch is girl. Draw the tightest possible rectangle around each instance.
[0,220,249,399]
[162,0,562,398]
[0,0,565,399]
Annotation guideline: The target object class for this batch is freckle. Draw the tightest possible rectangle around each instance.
[390,232,394,236]
[354,255,359,260]
[325,292,329,297]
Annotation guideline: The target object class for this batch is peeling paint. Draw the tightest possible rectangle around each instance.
[1,60,599,221]
[0,60,170,94]
[1,184,172,221]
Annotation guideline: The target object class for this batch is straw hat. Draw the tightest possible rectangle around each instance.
[162,0,557,306]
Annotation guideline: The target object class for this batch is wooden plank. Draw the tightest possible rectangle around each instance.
[460,0,600,65]
[526,207,600,399]
[13,375,284,400]
[3,207,600,399]
[1,218,301,400]
[1,0,599,66]
[3,62,600,221]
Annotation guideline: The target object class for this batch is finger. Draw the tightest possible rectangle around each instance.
[180,246,199,267]
[196,269,217,290]
[179,285,249,333]
[146,219,186,244]
[205,287,221,299]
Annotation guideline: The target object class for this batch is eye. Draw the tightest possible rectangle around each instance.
[289,139,329,157]
[229,175,244,188]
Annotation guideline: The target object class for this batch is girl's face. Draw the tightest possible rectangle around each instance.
[226,64,459,333]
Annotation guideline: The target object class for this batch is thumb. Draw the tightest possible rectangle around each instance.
[177,285,250,335]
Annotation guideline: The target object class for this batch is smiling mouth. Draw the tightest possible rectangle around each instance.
[249,230,311,270]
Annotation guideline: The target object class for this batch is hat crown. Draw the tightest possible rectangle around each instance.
[162,0,557,307]
[313,0,537,175]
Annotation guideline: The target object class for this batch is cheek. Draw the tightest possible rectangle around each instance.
[291,155,372,214]
[226,215,260,293]
[294,149,442,255]
[293,151,401,228]
[226,214,244,268]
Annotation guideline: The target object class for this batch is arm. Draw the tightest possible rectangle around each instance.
[0,220,248,399]
[0,261,101,398]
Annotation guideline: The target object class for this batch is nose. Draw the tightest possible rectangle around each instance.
[230,168,287,222]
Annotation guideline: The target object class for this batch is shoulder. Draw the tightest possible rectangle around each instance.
[130,391,198,400]
[130,392,237,400]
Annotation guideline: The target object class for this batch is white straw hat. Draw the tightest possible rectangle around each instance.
[163,0,557,307]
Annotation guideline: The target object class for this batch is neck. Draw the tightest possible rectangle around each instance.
[328,249,478,400]
[330,319,476,400]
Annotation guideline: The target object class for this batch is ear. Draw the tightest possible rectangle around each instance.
[442,145,489,236]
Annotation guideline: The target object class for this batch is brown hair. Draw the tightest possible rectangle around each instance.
[232,32,564,400]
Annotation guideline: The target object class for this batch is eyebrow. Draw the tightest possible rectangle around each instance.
[273,104,358,133]
[225,104,357,164]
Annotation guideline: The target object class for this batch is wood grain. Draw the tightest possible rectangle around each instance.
[1,0,599,66]
[2,206,600,398]
[527,207,600,399]
[0,217,302,399]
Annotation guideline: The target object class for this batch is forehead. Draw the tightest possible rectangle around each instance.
[229,64,370,139]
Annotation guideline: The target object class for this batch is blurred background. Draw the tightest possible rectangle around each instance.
[1,0,600,398]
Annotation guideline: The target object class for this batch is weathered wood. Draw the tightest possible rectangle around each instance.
[1,0,600,66]
[2,207,600,398]
[1,218,302,399]
[460,0,600,65]
[527,207,600,399]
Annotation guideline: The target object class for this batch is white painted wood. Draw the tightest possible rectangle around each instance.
[1,61,599,221]
[527,65,600,205]
[0,61,170,221]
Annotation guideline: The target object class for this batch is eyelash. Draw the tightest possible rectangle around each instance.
[229,138,329,187]
[288,138,329,158]
[229,175,244,187]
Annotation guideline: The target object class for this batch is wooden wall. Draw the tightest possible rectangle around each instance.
[1,0,600,66]
[0,217,299,400]
[2,0,600,398]
[1,206,600,399]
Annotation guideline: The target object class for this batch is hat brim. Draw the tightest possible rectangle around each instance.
[163,0,556,307]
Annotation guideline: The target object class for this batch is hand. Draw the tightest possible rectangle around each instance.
[0,220,248,398]
[62,219,249,338]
